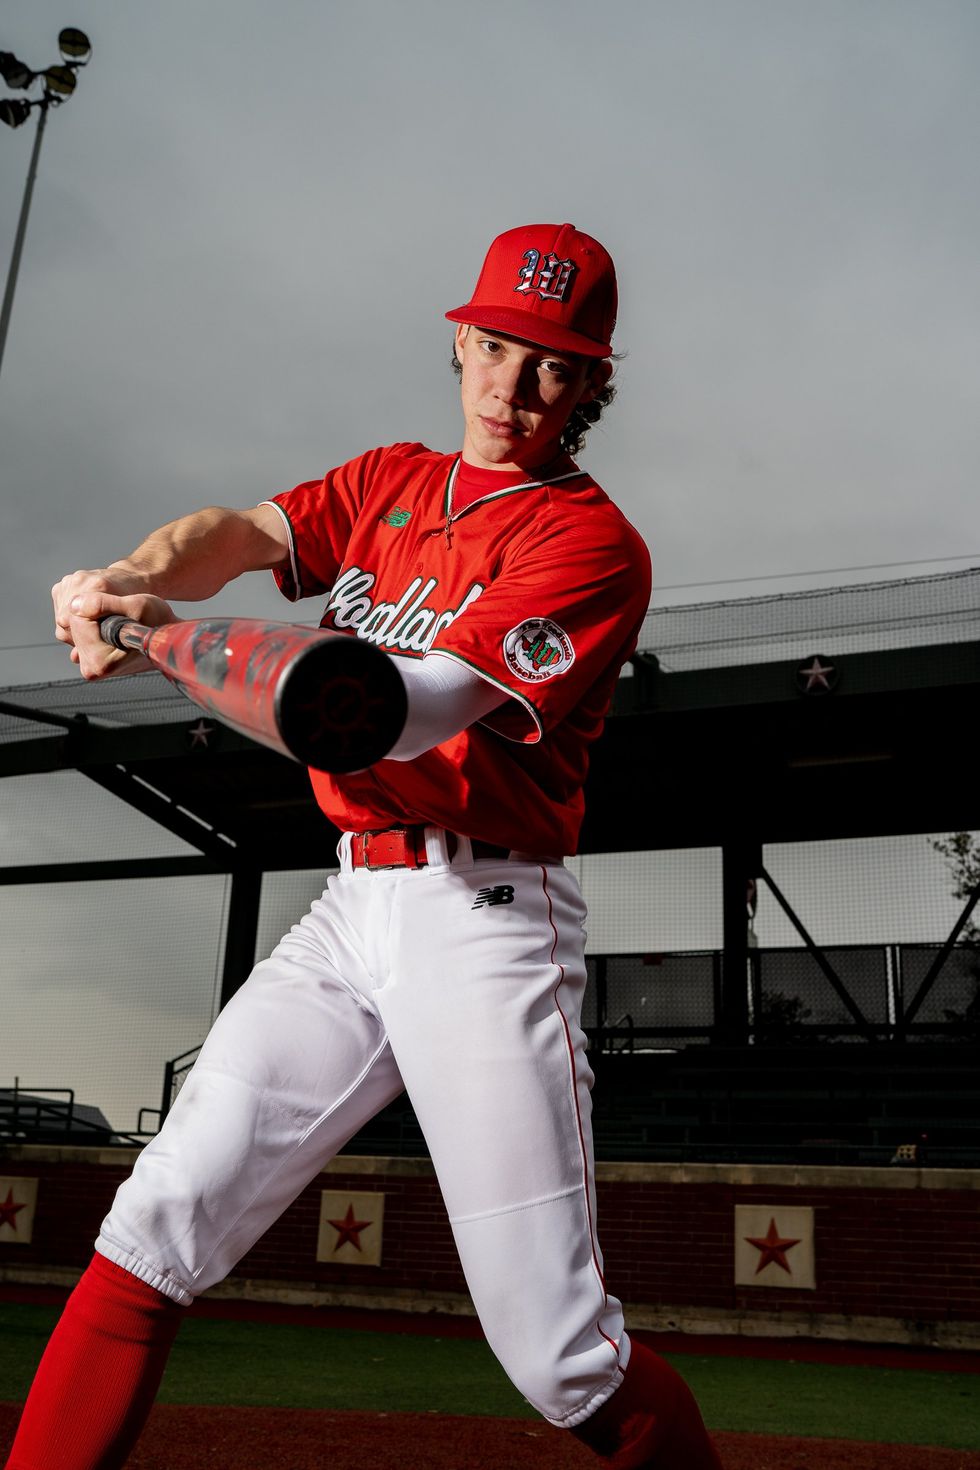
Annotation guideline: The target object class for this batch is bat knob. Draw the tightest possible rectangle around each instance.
[98,615,153,655]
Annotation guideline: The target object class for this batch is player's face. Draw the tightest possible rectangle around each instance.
[455,325,611,472]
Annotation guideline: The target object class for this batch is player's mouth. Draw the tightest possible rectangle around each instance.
[480,416,525,438]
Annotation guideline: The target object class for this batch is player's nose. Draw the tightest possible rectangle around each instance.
[493,360,531,406]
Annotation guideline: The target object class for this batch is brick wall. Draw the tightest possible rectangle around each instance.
[593,1168,980,1325]
[2,1147,978,1346]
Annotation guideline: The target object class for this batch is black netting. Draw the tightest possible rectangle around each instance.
[256,869,337,960]
[0,671,200,745]
[640,566,980,671]
[752,946,890,1034]
[898,944,980,1032]
[0,876,226,1135]
[583,956,599,1029]
[602,952,717,1044]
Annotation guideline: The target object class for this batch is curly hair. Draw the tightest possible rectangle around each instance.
[451,341,617,458]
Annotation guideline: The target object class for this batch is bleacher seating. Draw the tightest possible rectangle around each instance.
[340,1044,980,1167]
[5,1049,976,1167]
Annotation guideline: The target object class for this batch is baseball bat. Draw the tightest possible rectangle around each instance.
[99,615,406,774]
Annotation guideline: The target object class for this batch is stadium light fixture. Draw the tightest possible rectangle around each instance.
[42,65,78,98]
[0,51,36,90]
[0,97,32,130]
[0,25,93,380]
[58,28,92,63]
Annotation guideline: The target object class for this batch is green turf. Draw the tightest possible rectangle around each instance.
[2,1304,979,1450]
[673,1354,980,1449]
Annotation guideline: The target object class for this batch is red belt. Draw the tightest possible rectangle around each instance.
[349,826,510,870]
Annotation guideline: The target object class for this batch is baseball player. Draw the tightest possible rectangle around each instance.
[9,223,722,1469]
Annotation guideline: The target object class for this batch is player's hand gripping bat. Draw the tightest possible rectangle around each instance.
[99,615,406,773]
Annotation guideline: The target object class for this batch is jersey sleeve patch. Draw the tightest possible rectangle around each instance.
[502,618,575,684]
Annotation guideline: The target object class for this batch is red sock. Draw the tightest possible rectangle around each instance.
[570,1340,723,1469]
[5,1253,185,1470]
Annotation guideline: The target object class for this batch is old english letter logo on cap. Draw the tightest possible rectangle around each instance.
[445,222,617,358]
[515,248,576,304]
[503,618,575,683]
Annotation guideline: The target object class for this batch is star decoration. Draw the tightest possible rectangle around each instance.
[187,719,215,748]
[744,1217,801,1275]
[326,1202,373,1252]
[0,1188,28,1232]
[798,656,837,694]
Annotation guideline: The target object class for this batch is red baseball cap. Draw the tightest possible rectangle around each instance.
[446,222,617,359]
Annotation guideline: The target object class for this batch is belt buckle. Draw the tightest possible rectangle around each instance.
[362,831,396,871]
[362,827,424,870]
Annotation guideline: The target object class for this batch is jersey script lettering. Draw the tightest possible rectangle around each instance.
[326,565,486,654]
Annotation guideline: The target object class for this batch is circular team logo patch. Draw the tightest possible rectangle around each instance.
[503,618,575,683]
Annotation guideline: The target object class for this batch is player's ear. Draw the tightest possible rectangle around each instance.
[453,324,470,360]
[578,358,614,405]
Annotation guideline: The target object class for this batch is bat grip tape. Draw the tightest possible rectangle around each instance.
[99,615,150,653]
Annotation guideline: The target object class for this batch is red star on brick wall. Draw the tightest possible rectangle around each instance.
[326,1203,372,1252]
[744,1217,801,1275]
[0,1188,28,1233]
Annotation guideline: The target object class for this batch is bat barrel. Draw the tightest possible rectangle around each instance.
[98,615,406,773]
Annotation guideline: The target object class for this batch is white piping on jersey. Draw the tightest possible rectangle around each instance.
[259,499,302,599]
[443,456,590,530]
[432,647,544,745]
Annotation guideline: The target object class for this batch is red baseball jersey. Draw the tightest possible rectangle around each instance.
[266,442,651,854]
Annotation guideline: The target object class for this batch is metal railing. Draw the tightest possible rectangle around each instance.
[0,1082,147,1146]
[585,942,980,1051]
[159,1046,202,1126]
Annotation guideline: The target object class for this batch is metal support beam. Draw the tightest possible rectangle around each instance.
[0,695,86,731]
[0,855,226,885]
[903,875,980,1025]
[218,866,263,1010]
[81,763,238,860]
[758,864,876,1040]
[593,955,608,1029]
[720,839,760,1044]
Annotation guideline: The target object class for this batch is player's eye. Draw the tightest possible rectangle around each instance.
[478,337,503,355]
[541,359,572,380]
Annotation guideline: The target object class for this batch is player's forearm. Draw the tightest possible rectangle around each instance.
[109,506,288,602]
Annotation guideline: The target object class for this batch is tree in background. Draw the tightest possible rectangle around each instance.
[930,832,980,945]
[929,832,980,1036]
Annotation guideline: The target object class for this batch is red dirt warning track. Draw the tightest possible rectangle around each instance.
[4,1405,980,1470]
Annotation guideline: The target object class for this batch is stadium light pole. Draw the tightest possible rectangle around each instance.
[0,27,92,382]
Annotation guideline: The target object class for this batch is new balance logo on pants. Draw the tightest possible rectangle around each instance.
[471,885,515,910]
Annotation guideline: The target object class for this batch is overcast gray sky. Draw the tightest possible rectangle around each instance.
[1,0,978,688]
[2,2,978,1128]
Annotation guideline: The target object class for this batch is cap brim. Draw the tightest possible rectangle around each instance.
[445,306,612,360]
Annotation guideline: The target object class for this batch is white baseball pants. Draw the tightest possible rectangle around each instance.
[96,830,629,1426]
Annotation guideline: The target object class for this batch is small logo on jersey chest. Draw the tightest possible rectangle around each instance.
[503,618,575,683]
[472,884,515,910]
[379,505,412,528]
[515,248,577,303]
